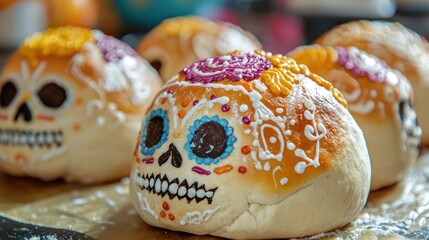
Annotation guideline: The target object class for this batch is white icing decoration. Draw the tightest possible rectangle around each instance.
[254,79,267,92]
[276,108,284,114]
[71,52,106,102]
[269,137,277,143]
[290,119,296,125]
[239,104,248,112]
[280,177,288,185]
[287,142,295,150]
[259,124,284,161]
[244,129,251,134]
[293,100,327,174]
[136,192,158,220]
[263,162,271,171]
[255,161,262,170]
[179,206,221,225]
[370,89,377,98]
[180,96,229,128]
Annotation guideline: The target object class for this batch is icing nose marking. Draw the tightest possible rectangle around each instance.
[14,102,32,122]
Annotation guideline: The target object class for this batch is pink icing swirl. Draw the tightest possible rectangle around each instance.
[96,35,137,63]
[180,53,272,83]
[336,46,389,83]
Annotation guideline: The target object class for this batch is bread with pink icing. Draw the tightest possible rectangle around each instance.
[288,45,421,191]
[129,50,371,238]
[0,26,163,183]
[315,20,429,147]
[136,16,262,81]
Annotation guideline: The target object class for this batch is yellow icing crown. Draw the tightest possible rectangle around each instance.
[257,50,347,107]
[19,26,93,65]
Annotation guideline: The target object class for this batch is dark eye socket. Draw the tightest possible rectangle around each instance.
[149,59,162,72]
[0,80,18,107]
[191,121,228,159]
[37,82,67,108]
[145,116,164,148]
[185,116,236,165]
[140,109,169,155]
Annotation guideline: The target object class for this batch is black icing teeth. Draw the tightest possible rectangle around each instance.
[0,129,63,148]
[135,173,217,204]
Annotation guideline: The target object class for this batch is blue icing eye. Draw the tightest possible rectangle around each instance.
[140,109,169,155]
[185,115,236,165]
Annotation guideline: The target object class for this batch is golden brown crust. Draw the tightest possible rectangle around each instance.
[288,44,421,190]
[315,20,429,86]
[136,16,262,81]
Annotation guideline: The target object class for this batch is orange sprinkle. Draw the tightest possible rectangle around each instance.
[178,109,186,118]
[173,133,180,138]
[162,202,169,211]
[241,146,251,155]
[161,98,167,104]
[36,115,54,122]
[135,157,140,163]
[168,213,175,221]
[73,124,81,132]
[160,211,166,218]
[214,165,233,175]
[14,153,29,165]
[181,98,190,107]
[238,166,247,174]
[75,97,83,105]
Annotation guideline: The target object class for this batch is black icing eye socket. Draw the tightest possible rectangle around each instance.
[0,80,17,108]
[140,109,169,155]
[145,116,164,148]
[37,82,67,108]
[149,59,162,73]
[185,116,236,165]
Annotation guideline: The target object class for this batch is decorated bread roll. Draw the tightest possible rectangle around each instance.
[130,50,371,239]
[288,45,421,191]
[136,16,262,81]
[315,20,429,146]
[0,26,163,183]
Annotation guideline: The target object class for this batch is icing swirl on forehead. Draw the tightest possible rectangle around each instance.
[180,52,272,83]
[95,35,138,63]
[336,46,389,83]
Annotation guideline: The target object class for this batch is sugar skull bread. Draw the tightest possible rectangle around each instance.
[288,45,421,191]
[130,50,371,239]
[0,26,163,183]
[315,20,429,147]
[136,16,262,81]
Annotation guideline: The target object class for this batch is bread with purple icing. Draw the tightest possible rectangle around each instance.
[0,26,163,183]
[288,45,421,191]
[315,20,429,147]
[129,50,371,239]
[136,16,262,81]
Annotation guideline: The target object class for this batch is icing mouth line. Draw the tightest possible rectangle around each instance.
[135,173,217,204]
[0,129,63,148]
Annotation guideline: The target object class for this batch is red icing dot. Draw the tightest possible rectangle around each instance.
[241,146,251,155]
[242,116,251,124]
[238,166,247,174]
[221,104,230,112]
[210,94,217,100]
[160,211,166,218]
[168,213,175,221]
[162,202,169,211]
[193,100,199,106]
[167,89,173,94]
